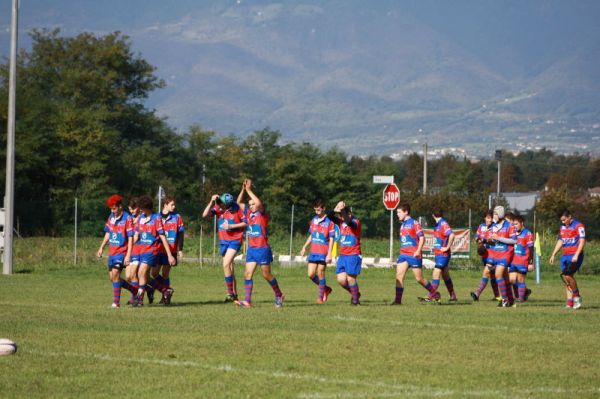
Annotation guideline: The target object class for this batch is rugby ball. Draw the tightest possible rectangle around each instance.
[0,339,17,356]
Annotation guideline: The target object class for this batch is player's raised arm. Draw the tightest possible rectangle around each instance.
[244,179,263,211]
[202,194,220,218]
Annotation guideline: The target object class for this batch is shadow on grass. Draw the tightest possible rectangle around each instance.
[15,268,33,274]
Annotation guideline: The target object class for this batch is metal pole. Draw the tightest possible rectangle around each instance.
[423,143,428,195]
[389,210,393,262]
[3,0,19,275]
[497,160,501,199]
[289,204,295,259]
[74,198,78,265]
[198,224,203,266]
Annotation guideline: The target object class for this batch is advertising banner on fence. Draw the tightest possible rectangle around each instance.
[422,228,471,259]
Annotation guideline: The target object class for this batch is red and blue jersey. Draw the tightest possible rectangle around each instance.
[308,216,335,256]
[131,214,142,255]
[159,213,185,254]
[337,216,361,256]
[476,222,493,258]
[559,219,585,256]
[433,217,453,257]
[488,219,516,258]
[513,228,534,265]
[246,209,270,248]
[103,212,134,256]
[400,217,424,256]
[135,213,165,255]
[212,203,246,242]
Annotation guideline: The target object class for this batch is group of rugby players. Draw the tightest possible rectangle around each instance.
[97,194,184,308]
[98,181,587,310]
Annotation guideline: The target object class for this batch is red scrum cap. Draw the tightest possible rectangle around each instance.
[106,194,123,208]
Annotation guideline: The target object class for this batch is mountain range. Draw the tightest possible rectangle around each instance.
[1,0,600,157]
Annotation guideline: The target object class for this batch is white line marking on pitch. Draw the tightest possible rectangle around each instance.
[26,349,599,398]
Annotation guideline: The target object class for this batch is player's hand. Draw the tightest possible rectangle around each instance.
[571,254,579,263]
[414,250,421,258]
[548,255,555,264]
[245,179,252,190]
[168,255,176,266]
[221,222,229,230]
[178,250,184,259]
[211,194,220,202]
[527,264,534,272]
[491,233,499,240]
[440,247,449,253]
[326,255,332,264]
[96,248,103,258]
[334,201,345,212]
[124,255,130,266]
[300,247,306,257]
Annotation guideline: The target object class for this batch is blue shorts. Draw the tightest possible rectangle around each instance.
[481,257,494,267]
[220,240,242,257]
[130,253,140,263]
[561,254,584,274]
[157,253,178,267]
[139,252,157,267]
[434,255,451,269]
[489,256,511,268]
[246,246,273,265]
[397,254,422,268]
[107,254,125,270]
[307,253,327,264]
[509,264,528,274]
[336,255,362,275]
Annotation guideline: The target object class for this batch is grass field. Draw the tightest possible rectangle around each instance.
[1,258,600,398]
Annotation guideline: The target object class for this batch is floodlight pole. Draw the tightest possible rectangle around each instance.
[3,0,19,275]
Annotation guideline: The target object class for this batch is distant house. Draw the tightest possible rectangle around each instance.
[489,192,540,214]
[588,187,600,198]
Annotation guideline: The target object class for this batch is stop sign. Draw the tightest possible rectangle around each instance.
[383,184,400,210]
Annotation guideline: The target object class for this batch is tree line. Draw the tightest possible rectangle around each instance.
[1,30,599,238]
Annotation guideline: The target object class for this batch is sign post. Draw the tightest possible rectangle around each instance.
[379,179,400,263]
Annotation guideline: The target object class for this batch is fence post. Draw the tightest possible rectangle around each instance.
[289,204,295,259]
[74,197,78,265]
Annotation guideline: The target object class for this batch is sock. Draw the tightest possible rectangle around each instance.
[137,284,147,302]
[131,281,140,292]
[120,279,136,295]
[112,282,121,304]
[319,279,327,299]
[497,278,508,301]
[164,278,171,288]
[225,276,235,296]
[423,281,436,294]
[244,279,253,303]
[341,283,352,293]
[431,279,440,294]
[512,283,519,299]
[567,298,574,307]
[270,278,283,298]
[517,282,527,301]
[572,288,580,298]
[444,278,456,299]
[476,277,489,297]
[349,283,360,303]
[505,281,514,302]
[309,275,319,285]
[490,277,499,297]
[395,286,404,303]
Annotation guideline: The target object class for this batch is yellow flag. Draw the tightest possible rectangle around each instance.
[534,232,542,256]
[331,242,338,258]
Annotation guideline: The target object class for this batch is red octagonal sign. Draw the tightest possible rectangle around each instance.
[383,183,400,210]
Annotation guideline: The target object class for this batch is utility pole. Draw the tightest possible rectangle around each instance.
[495,150,502,202]
[3,0,19,275]
[423,143,428,195]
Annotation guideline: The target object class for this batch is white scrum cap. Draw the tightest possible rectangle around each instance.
[493,205,505,219]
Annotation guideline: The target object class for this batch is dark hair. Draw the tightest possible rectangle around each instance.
[505,212,516,221]
[431,206,443,218]
[128,197,138,208]
[164,195,176,205]
[559,209,572,218]
[137,195,153,212]
[398,203,410,213]
[313,198,326,208]
[484,209,493,218]
[513,214,524,223]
